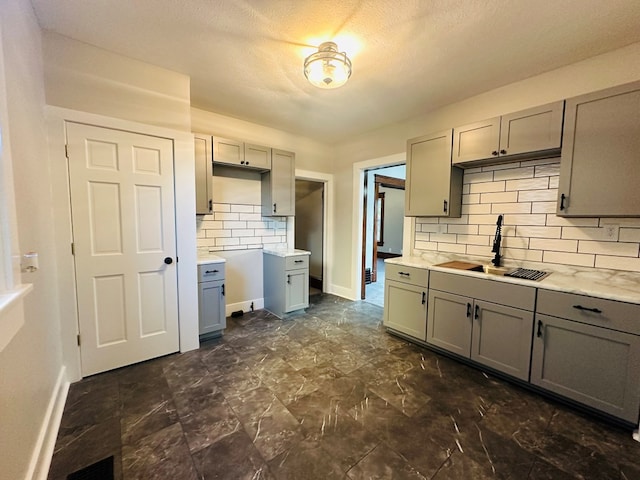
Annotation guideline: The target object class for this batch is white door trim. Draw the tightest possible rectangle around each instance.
[351,153,411,301]
[294,169,334,295]
[45,106,199,382]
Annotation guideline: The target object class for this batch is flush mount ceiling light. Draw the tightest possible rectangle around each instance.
[304,41,352,89]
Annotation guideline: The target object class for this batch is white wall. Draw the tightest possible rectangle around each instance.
[0,1,64,479]
[379,186,404,255]
[332,42,640,298]
[43,32,191,132]
[295,180,324,281]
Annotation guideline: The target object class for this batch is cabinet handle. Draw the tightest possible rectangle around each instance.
[205,269,219,274]
[466,303,472,318]
[499,149,507,155]
[398,272,410,277]
[273,203,277,213]
[294,260,304,263]
[240,160,245,165]
[491,150,499,156]
[537,319,543,338]
[573,305,602,314]
[208,199,213,212]
[287,274,291,284]
[246,161,250,166]
[222,284,225,296]
[443,200,448,213]
[474,304,480,320]
[560,193,566,211]
[421,292,426,305]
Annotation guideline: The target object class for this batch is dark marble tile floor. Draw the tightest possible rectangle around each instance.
[48,294,639,479]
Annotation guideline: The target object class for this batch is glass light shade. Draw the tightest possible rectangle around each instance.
[304,42,352,89]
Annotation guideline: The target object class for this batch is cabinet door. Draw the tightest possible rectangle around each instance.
[557,81,640,216]
[213,137,244,166]
[405,130,462,217]
[198,281,226,335]
[499,101,564,157]
[471,300,534,381]
[244,143,272,170]
[452,118,500,164]
[194,134,213,215]
[262,149,295,216]
[426,290,471,356]
[285,269,308,312]
[531,314,640,423]
[384,280,427,340]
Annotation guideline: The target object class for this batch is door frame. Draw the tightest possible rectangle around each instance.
[295,169,333,296]
[371,174,405,283]
[46,106,199,383]
[352,153,412,302]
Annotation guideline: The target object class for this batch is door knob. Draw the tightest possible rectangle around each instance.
[164,257,173,265]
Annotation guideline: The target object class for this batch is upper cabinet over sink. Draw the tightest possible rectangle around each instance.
[557,80,640,217]
[452,101,565,167]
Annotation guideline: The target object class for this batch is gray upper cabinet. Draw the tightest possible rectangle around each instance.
[194,133,213,215]
[405,129,462,217]
[557,81,640,217]
[213,136,272,171]
[453,101,564,166]
[262,149,295,216]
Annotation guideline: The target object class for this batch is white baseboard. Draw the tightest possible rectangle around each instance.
[225,298,264,317]
[326,283,358,301]
[28,366,69,480]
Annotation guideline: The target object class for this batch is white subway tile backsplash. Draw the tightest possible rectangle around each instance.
[412,160,640,273]
[197,202,287,251]
[578,241,639,257]
[469,181,506,194]
[480,191,518,204]
[529,238,577,253]
[543,251,595,267]
[518,189,558,202]
[493,167,534,181]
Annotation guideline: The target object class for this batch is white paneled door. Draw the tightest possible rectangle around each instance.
[66,122,179,376]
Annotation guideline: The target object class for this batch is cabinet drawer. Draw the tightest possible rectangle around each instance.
[429,271,535,311]
[537,289,640,335]
[285,255,309,270]
[386,264,429,287]
[198,263,225,282]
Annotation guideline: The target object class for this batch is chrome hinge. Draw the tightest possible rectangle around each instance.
[77,334,81,346]
[71,243,75,255]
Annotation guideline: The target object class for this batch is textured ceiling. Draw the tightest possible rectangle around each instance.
[31,0,640,143]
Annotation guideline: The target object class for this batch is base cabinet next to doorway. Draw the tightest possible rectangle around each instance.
[263,249,310,318]
[198,259,226,337]
[383,264,429,341]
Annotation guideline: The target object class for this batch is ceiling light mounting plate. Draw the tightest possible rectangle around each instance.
[304,41,352,89]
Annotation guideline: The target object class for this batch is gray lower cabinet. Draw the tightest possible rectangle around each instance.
[198,263,226,336]
[531,290,640,423]
[263,252,309,318]
[427,271,535,381]
[383,264,428,340]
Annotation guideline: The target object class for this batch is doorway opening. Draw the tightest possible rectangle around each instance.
[295,179,325,296]
[361,165,406,307]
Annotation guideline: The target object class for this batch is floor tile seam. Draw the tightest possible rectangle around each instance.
[337,439,383,476]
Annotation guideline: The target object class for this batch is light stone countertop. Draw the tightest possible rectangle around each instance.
[196,252,226,265]
[263,247,311,258]
[386,252,640,305]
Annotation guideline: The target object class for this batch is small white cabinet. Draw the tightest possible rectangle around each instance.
[198,260,226,337]
[194,133,213,215]
[405,129,463,217]
[262,149,295,217]
[383,264,429,340]
[263,250,310,318]
[427,271,536,381]
[453,101,564,166]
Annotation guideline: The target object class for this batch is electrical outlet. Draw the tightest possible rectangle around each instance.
[604,224,619,240]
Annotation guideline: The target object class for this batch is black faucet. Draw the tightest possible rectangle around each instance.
[491,214,503,267]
